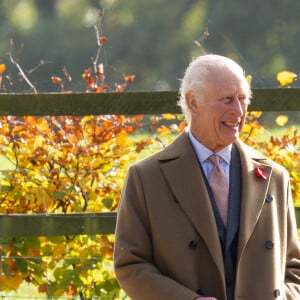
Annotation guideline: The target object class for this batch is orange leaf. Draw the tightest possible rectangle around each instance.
[116,115,126,123]
[94,86,103,93]
[115,83,127,92]
[130,115,144,122]
[82,68,95,87]
[135,139,152,153]
[100,246,113,259]
[85,76,94,86]
[24,116,36,125]
[51,76,62,84]
[123,125,139,133]
[276,71,297,87]
[124,74,135,83]
[67,284,77,296]
[0,64,6,75]
[38,283,48,293]
[52,244,66,259]
[178,120,187,132]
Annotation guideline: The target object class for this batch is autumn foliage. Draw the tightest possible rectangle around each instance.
[241,112,300,206]
[0,103,299,299]
[0,10,300,300]
[0,113,185,298]
[0,115,145,214]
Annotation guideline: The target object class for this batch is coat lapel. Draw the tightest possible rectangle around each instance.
[235,140,273,260]
[225,145,242,251]
[158,132,224,275]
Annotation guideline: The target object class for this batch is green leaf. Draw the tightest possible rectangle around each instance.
[1,185,14,192]
[102,197,113,209]
[2,262,11,276]
[15,258,28,274]
[52,191,66,200]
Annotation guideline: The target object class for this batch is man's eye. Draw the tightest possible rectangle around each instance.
[220,96,248,104]
[220,96,233,104]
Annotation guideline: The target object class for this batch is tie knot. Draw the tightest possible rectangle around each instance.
[208,154,220,167]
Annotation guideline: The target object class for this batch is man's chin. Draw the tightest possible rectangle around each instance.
[222,135,239,147]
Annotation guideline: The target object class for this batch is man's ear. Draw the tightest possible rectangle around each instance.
[186,91,199,113]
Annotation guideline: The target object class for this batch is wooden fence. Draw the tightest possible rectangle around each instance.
[0,89,300,238]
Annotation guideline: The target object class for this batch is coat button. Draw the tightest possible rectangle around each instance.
[189,240,198,249]
[196,289,205,296]
[265,240,274,249]
[266,194,273,203]
[274,289,280,297]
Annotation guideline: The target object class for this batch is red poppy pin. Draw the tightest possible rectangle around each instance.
[255,166,269,180]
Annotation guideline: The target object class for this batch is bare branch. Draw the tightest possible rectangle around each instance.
[92,10,105,71]
[8,38,38,94]
[194,27,209,55]
[28,59,45,74]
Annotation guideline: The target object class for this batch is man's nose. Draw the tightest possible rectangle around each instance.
[231,97,244,116]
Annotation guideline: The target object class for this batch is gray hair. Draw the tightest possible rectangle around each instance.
[178,54,252,122]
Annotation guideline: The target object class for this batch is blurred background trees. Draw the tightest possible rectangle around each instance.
[1,0,300,93]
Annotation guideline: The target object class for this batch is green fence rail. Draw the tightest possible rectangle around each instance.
[0,89,300,116]
[0,89,300,238]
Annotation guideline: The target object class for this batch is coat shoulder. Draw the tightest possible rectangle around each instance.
[236,139,289,176]
[132,132,191,169]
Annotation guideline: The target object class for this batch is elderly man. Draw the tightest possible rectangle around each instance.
[114,54,300,299]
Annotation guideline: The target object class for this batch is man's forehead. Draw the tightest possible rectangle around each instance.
[217,86,247,96]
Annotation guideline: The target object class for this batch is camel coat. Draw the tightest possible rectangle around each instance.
[114,132,300,300]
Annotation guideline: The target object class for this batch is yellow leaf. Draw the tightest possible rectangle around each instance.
[275,114,289,126]
[116,131,133,147]
[36,118,50,132]
[246,74,252,85]
[34,135,46,148]
[162,113,176,120]
[1,273,23,290]
[157,126,172,135]
[276,71,297,87]
[248,111,263,119]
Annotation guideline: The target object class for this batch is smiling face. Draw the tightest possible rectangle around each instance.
[187,68,250,152]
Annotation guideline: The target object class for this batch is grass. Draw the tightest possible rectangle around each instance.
[0,155,15,170]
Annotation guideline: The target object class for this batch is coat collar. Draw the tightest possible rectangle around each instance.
[157,132,273,271]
